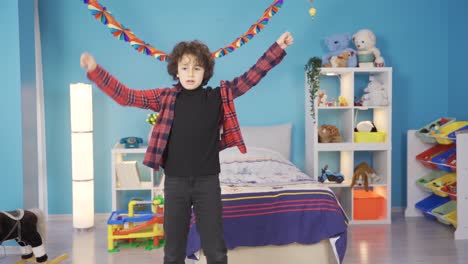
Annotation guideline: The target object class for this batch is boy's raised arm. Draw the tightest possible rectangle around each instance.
[81,52,163,112]
[225,32,294,99]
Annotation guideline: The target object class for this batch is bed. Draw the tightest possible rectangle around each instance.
[186,124,348,264]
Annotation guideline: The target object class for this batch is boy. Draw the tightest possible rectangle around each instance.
[81,31,293,264]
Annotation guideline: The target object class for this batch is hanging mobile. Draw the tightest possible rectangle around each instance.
[308,0,317,19]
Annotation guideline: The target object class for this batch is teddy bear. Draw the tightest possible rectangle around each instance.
[361,79,389,106]
[352,29,385,67]
[322,33,358,67]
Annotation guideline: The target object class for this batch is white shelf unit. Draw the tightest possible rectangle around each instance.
[111,143,164,211]
[405,130,468,240]
[305,67,392,224]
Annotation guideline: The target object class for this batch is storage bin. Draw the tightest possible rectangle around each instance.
[427,173,456,197]
[431,200,457,225]
[440,182,457,200]
[416,171,446,192]
[446,210,457,228]
[431,148,457,172]
[354,132,386,143]
[416,144,456,169]
[444,154,457,172]
[416,117,455,143]
[435,121,468,144]
[353,190,386,220]
[448,124,468,141]
[415,194,451,220]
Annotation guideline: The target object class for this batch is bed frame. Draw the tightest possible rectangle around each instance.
[195,124,340,264]
[196,241,336,264]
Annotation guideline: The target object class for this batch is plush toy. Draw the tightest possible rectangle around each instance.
[322,33,358,67]
[318,124,342,143]
[350,164,370,191]
[351,162,382,191]
[324,51,355,68]
[338,96,349,106]
[355,121,378,132]
[352,29,385,67]
[361,79,389,106]
[0,209,69,264]
[317,91,328,106]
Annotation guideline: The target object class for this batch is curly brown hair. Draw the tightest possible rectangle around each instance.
[167,40,215,86]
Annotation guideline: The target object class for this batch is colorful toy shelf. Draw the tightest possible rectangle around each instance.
[412,128,459,228]
[406,129,468,240]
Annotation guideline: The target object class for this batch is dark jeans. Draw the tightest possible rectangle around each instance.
[163,174,227,264]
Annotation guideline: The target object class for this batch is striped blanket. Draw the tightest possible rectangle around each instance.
[186,187,348,263]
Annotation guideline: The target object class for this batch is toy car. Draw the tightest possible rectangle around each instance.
[319,165,345,183]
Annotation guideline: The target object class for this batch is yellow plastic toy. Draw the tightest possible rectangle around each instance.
[107,196,165,252]
[338,96,349,106]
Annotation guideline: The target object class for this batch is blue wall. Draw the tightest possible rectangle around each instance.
[449,0,468,120]
[0,0,24,210]
[34,0,453,213]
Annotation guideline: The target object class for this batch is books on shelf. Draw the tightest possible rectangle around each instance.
[115,161,141,188]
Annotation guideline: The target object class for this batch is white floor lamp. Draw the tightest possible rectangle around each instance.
[70,83,94,229]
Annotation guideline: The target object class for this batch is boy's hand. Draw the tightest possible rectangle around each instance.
[80,52,97,72]
[276,32,294,49]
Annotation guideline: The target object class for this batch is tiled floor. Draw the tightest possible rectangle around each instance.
[1,212,468,264]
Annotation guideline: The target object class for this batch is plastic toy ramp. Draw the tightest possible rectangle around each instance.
[15,253,69,264]
[113,216,164,236]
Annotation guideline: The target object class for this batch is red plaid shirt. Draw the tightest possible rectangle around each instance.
[87,42,286,170]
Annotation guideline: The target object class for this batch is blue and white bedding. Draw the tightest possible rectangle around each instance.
[186,147,349,263]
[218,147,316,187]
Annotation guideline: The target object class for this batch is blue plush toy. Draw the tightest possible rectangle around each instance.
[322,33,358,67]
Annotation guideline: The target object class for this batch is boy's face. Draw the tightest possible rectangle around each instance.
[177,54,205,90]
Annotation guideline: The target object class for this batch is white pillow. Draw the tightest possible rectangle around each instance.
[219,146,286,163]
[240,123,292,160]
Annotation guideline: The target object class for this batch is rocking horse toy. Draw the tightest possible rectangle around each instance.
[0,209,68,264]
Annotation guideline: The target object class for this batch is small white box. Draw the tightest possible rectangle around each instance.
[115,161,141,188]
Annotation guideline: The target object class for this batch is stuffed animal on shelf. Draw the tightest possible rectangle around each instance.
[351,163,370,191]
[324,51,355,68]
[321,33,358,68]
[351,162,374,191]
[355,121,378,132]
[361,79,389,106]
[350,162,383,191]
[338,96,349,107]
[352,29,385,67]
[318,124,342,143]
[317,91,328,107]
